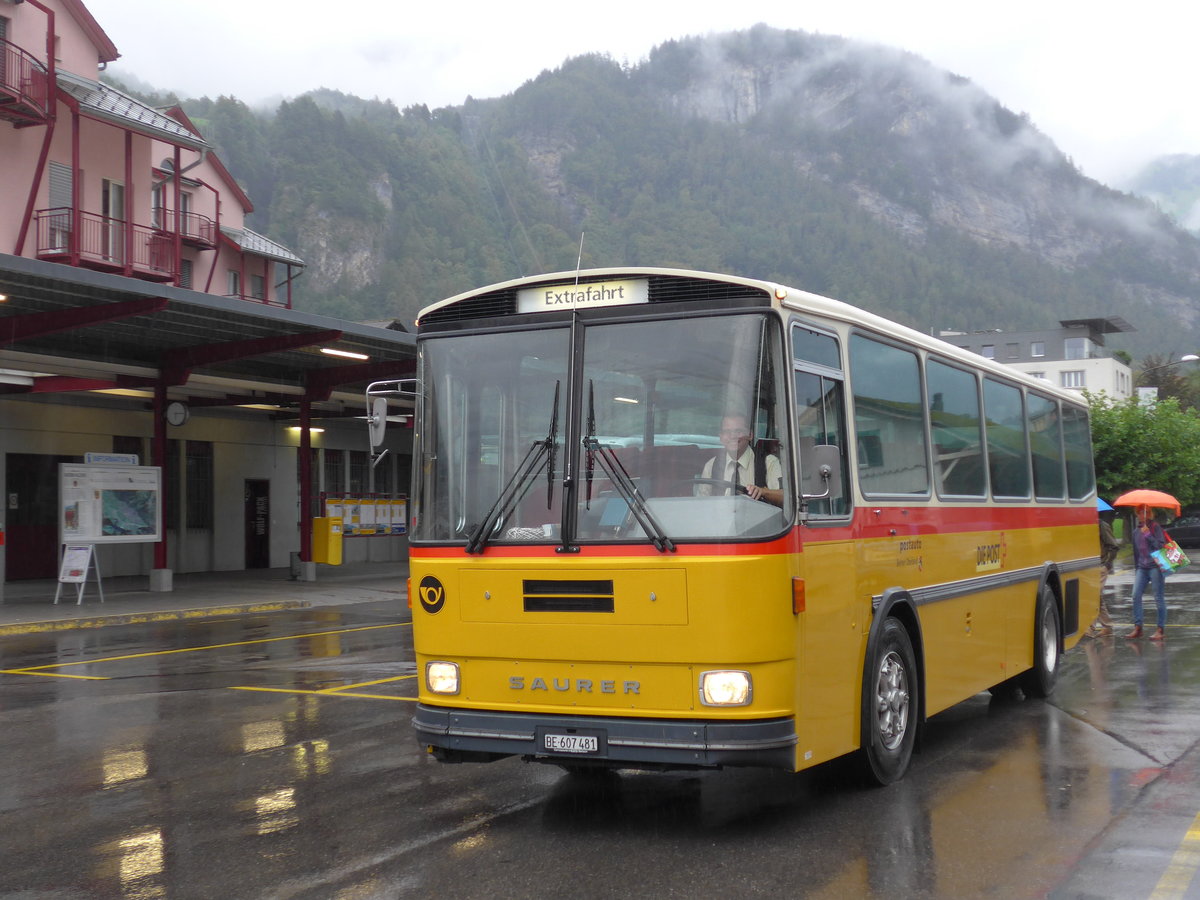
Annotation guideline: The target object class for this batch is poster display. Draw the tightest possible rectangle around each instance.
[60,463,162,544]
[323,494,406,536]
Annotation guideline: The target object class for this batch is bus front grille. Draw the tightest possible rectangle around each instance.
[523,579,615,613]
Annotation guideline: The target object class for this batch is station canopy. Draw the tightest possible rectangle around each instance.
[0,254,415,421]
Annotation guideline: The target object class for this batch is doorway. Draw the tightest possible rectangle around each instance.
[5,454,79,580]
[244,479,270,569]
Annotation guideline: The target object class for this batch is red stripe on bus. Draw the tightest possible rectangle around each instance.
[409,503,1096,560]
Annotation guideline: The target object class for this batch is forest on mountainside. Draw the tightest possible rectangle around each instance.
[109,26,1200,357]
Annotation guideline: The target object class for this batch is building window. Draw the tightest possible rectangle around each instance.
[1027,372,1046,380]
[1006,342,1019,359]
[981,345,995,359]
[180,258,193,289]
[151,183,163,229]
[186,441,214,529]
[349,450,367,493]
[374,454,393,494]
[1061,370,1086,389]
[101,179,126,262]
[249,274,265,300]
[1031,341,1045,358]
[324,449,344,495]
[1064,337,1093,360]
[112,435,143,460]
[227,270,241,298]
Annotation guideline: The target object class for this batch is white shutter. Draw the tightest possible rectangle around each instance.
[47,162,73,250]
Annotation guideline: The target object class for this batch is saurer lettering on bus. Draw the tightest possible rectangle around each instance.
[509,676,640,694]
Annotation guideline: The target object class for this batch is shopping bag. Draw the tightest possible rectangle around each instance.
[1151,549,1175,573]
[1162,538,1190,569]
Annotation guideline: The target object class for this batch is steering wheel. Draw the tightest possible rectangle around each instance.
[690,477,748,494]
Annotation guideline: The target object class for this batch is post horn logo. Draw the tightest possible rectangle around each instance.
[418,575,446,614]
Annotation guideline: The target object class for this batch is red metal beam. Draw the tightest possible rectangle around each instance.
[166,328,344,370]
[28,376,120,393]
[182,393,300,409]
[0,373,158,395]
[304,359,416,402]
[158,328,344,386]
[0,296,168,344]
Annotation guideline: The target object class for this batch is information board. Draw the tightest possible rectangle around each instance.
[60,463,162,544]
[59,544,94,583]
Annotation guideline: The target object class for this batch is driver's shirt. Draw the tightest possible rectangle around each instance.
[697,446,782,496]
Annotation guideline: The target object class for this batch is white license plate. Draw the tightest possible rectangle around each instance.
[544,733,599,754]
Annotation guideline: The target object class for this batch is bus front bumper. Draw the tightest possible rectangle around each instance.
[414,704,798,771]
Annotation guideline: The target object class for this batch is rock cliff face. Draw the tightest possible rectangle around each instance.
[288,174,394,295]
[655,30,1193,278]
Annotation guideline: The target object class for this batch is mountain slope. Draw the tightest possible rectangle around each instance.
[1123,154,1200,234]
[135,26,1200,356]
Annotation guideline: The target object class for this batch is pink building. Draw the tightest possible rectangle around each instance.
[0,0,413,600]
[0,0,303,304]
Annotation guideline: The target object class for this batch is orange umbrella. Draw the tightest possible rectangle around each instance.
[1112,489,1181,516]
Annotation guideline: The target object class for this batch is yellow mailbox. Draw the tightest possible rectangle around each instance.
[312,516,344,565]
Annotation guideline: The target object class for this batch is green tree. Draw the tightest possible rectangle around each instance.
[1135,353,1200,411]
[1087,392,1200,508]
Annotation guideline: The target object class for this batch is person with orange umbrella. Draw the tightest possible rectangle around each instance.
[1122,501,1170,641]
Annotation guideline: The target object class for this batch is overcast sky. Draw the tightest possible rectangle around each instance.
[87,0,1195,186]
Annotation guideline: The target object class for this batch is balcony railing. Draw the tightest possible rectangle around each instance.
[35,208,175,281]
[152,208,217,248]
[0,39,51,127]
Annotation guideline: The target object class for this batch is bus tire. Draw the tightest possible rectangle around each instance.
[1019,584,1060,699]
[859,617,918,786]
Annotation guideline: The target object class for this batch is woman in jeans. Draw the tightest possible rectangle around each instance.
[1127,505,1167,641]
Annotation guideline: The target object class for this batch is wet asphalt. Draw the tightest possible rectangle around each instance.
[0,563,1197,898]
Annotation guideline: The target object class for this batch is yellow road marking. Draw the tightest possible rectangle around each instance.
[323,674,416,691]
[0,668,109,680]
[1,623,416,702]
[230,685,417,702]
[1151,809,1200,899]
[11,622,410,672]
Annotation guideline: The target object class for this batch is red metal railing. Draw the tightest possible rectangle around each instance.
[178,209,217,246]
[153,208,217,247]
[35,208,175,280]
[0,39,51,125]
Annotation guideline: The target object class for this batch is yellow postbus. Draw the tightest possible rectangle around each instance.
[398,267,1099,784]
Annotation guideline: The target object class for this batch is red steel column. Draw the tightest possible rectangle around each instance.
[299,399,313,562]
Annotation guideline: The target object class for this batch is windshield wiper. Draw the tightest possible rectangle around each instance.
[465,382,560,555]
[582,381,675,553]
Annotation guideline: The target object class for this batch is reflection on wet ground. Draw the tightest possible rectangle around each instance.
[0,593,1198,898]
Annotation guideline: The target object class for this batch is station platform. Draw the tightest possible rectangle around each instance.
[0,562,410,635]
[2,561,1195,637]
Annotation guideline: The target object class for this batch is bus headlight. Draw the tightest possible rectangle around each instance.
[699,670,752,706]
[426,661,460,695]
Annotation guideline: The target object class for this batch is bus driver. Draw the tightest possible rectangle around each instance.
[696,413,783,507]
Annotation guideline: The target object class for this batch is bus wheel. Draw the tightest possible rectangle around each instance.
[1019,584,1061,699]
[859,617,918,786]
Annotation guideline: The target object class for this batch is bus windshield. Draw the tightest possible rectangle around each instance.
[413,311,792,545]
